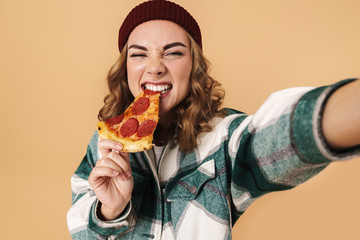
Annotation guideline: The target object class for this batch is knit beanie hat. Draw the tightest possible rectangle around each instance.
[118,0,202,52]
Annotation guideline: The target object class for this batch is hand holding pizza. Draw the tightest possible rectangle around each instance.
[89,90,160,220]
[88,139,134,220]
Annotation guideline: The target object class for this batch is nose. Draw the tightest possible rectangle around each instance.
[146,55,165,76]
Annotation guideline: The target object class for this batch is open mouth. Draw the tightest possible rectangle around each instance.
[142,83,172,95]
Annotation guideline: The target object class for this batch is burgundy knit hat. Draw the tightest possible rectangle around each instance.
[118,0,202,52]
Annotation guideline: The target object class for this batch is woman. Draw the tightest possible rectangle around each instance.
[67,1,360,239]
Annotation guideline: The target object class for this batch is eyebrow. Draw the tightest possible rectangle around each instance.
[163,42,187,50]
[128,44,147,51]
[128,42,187,51]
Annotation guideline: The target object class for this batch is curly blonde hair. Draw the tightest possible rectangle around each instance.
[98,35,225,152]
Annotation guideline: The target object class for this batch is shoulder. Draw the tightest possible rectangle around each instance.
[196,108,248,143]
[221,107,245,116]
[210,108,248,129]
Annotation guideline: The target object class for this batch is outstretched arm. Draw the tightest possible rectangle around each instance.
[322,79,360,149]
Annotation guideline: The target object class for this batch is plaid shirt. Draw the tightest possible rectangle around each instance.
[67,79,359,240]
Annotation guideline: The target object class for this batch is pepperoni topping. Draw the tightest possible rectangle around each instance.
[120,118,139,137]
[105,114,124,125]
[144,89,158,95]
[132,97,150,115]
[137,120,157,137]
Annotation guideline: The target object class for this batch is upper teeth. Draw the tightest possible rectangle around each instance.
[145,84,171,92]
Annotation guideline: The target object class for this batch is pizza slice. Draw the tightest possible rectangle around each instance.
[97,90,160,152]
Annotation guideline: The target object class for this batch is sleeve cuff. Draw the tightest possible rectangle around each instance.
[88,199,135,236]
[292,78,360,163]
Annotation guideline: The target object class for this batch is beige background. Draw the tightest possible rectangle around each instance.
[1,0,359,239]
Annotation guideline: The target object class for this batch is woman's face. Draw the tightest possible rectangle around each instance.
[126,20,192,117]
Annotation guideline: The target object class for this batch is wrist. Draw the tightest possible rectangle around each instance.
[97,201,128,221]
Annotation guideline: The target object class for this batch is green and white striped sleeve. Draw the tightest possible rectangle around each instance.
[227,79,360,223]
[67,131,134,239]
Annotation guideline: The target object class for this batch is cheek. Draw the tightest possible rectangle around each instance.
[179,63,192,93]
[174,60,192,83]
[127,62,140,81]
[127,61,144,95]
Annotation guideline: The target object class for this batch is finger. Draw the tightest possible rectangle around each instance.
[107,151,131,174]
[119,152,131,176]
[96,156,126,175]
[118,151,130,164]
[89,166,128,186]
[96,152,131,180]
[98,139,123,157]
[89,166,120,182]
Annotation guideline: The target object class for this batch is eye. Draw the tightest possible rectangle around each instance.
[165,51,184,57]
[129,53,147,58]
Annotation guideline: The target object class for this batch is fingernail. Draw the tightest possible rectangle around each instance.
[116,144,123,150]
[113,171,119,176]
